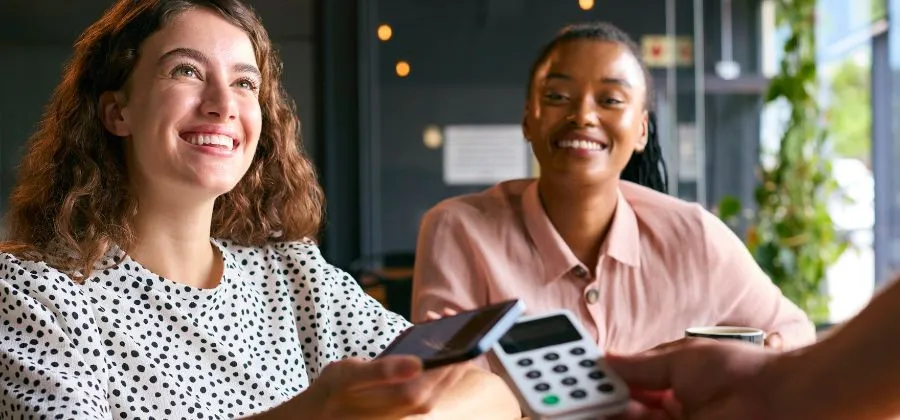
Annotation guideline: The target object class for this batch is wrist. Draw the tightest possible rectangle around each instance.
[279,385,328,419]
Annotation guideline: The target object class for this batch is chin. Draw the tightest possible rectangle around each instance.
[189,178,244,198]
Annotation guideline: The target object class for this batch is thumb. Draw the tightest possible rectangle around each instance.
[328,356,424,391]
[605,351,677,391]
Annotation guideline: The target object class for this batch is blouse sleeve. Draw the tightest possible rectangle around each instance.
[700,209,817,349]
[0,254,110,418]
[277,242,412,381]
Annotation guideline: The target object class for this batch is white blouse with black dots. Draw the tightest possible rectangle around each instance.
[0,239,410,419]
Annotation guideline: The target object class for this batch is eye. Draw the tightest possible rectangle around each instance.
[543,91,568,102]
[171,63,201,79]
[602,97,624,106]
[234,78,259,92]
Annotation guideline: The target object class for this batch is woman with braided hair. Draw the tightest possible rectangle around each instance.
[412,22,815,364]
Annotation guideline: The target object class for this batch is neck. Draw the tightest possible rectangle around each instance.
[127,191,222,289]
[537,176,619,271]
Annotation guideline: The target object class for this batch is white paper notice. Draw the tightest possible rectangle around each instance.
[677,123,698,181]
[443,125,530,185]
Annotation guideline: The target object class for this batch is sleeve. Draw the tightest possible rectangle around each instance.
[410,206,488,324]
[284,243,412,381]
[0,255,110,418]
[701,209,817,349]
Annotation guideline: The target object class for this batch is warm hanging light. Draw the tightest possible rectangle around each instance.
[423,125,443,149]
[395,61,410,77]
[377,24,393,41]
[578,0,594,10]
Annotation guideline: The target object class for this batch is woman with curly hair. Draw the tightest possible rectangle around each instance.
[0,0,519,418]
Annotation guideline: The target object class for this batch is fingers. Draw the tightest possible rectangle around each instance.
[331,356,423,391]
[606,350,679,391]
[648,337,700,352]
[611,401,676,420]
[354,362,464,415]
[764,332,783,351]
[424,307,459,321]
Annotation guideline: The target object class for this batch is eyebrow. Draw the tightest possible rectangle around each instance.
[157,47,262,80]
[544,72,632,88]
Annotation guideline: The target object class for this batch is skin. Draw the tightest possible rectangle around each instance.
[99,8,519,420]
[608,272,900,419]
[524,40,648,273]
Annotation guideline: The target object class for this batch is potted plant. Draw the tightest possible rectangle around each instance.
[718,0,847,323]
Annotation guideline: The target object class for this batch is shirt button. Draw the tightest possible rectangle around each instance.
[585,288,600,304]
[573,266,588,278]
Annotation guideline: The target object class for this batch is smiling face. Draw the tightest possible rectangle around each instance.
[100,7,262,203]
[524,39,649,187]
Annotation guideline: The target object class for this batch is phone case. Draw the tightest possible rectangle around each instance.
[379,299,526,369]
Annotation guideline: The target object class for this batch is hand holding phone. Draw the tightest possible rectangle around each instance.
[379,299,525,369]
[293,355,468,419]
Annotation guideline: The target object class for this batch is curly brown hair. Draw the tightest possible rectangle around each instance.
[2,0,324,281]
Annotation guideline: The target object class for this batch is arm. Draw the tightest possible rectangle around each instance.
[701,210,816,349]
[762,274,900,419]
[610,274,900,420]
[282,242,518,419]
[0,260,110,418]
[411,207,486,323]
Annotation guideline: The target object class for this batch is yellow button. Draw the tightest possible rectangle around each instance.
[585,288,600,304]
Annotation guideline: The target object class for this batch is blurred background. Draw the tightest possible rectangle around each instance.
[0,0,891,324]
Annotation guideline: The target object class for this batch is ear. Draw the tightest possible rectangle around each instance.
[99,91,131,137]
[522,105,532,143]
[635,109,649,153]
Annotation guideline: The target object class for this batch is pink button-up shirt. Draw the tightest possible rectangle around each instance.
[412,179,816,355]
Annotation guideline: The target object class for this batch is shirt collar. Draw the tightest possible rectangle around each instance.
[522,181,641,283]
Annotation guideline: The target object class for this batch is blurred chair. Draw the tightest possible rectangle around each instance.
[351,252,415,321]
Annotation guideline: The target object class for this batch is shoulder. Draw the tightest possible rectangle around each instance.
[216,239,363,302]
[620,181,735,248]
[422,179,533,227]
[0,251,86,297]
[217,238,338,277]
[0,251,95,326]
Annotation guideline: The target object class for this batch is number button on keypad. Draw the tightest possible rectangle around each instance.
[588,370,606,380]
[597,383,616,393]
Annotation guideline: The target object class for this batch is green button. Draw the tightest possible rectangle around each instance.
[542,395,560,406]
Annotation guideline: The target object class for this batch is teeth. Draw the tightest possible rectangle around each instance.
[185,134,234,149]
[558,140,606,150]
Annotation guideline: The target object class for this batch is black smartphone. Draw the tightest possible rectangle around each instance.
[378,299,526,369]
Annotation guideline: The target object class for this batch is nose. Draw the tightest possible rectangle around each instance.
[200,79,238,121]
[568,96,599,127]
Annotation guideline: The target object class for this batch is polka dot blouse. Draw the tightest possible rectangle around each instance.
[0,239,411,419]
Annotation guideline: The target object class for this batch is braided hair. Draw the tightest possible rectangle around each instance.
[527,22,669,194]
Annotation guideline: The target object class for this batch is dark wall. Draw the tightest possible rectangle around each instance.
[358,0,765,257]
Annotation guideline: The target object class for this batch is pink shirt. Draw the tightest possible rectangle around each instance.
[412,179,816,355]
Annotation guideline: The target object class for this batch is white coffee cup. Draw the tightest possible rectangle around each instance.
[684,326,765,346]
